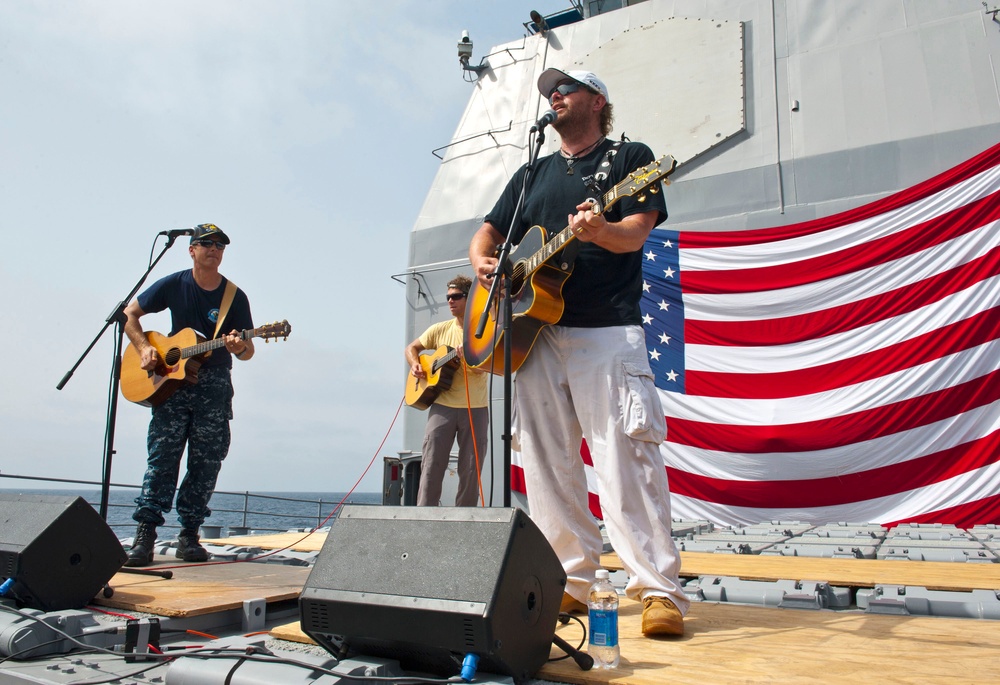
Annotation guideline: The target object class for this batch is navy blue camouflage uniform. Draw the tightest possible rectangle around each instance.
[132,269,253,531]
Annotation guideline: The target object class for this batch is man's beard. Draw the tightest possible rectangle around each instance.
[552,106,589,136]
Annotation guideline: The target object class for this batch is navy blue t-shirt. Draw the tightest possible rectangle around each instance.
[484,139,667,327]
[138,270,253,369]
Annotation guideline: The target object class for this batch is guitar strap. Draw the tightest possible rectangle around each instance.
[212,279,238,339]
[591,136,625,188]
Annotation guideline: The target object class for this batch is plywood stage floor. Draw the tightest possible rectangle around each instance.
[118,531,999,683]
[272,596,1000,684]
[94,553,309,617]
[238,531,1000,684]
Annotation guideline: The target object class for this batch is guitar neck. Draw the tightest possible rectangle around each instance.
[432,348,460,372]
[181,328,256,359]
[521,189,616,276]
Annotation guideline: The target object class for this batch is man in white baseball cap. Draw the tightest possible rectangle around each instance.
[537,67,610,101]
[468,67,688,638]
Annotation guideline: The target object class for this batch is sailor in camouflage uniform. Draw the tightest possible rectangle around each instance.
[122,224,254,566]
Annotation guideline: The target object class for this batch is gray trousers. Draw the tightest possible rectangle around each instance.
[418,404,489,506]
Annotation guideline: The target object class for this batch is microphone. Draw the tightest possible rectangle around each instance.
[158,228,194,238]
[552,634,593,671]
[530,109,558,132]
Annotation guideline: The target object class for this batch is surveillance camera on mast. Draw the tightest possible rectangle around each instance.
[458,30,487,76]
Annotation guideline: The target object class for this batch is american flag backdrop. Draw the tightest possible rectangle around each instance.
[644,141,1000,527]
[512,141,1000,527]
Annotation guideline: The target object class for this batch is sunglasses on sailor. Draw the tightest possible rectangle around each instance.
[446,292,467,302]
[193,239,227,250]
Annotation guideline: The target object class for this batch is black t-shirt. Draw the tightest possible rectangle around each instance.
[485,139,667,327]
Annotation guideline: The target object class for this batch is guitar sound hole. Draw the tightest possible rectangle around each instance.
[509,273,525,298]
[164,349,182,366]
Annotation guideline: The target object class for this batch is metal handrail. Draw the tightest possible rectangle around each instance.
[0,472,370,536]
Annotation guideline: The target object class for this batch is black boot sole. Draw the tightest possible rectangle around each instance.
[124,553,154,568]
[175,549,209,562]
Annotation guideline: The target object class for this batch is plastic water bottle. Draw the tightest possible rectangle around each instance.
[587,569,620,668]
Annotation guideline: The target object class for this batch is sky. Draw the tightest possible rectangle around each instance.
[0,0,574,495]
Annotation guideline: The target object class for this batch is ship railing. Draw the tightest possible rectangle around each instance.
[0,472,367,539]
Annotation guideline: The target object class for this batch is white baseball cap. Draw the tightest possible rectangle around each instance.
[537,68,610,102]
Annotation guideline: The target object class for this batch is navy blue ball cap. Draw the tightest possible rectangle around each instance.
[190,223,230,244]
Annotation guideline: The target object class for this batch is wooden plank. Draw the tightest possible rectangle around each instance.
[540,598,1000,684]
[202,531,327,552]
[217,534,1000,592]
[94,554,310,617]
[273,598,1000,684]
[600,552,1000,592]
[271,620,313,644]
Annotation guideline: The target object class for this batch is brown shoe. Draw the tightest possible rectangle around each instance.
[642,596,684,636]
[560,593,588,614]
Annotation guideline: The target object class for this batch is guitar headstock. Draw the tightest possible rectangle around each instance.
[258,320,292,342]
[613,154,678,202]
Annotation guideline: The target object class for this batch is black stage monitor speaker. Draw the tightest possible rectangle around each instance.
[299,505,566,682]
[0,494,127,611]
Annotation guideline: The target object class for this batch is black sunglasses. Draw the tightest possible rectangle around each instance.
[446,292,467,302]
[193,239,226,250]
[548,82,584,103]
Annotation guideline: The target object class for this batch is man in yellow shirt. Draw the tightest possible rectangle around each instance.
[404,275,488,506]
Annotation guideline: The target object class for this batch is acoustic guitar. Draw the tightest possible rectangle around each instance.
[405,345,460,410]
[463,155,677,375]
[121,320,291,407]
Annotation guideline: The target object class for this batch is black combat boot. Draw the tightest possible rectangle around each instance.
[124,522,157,567]
[176,528,210,562]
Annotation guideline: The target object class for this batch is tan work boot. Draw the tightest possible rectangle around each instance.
[641,595,684,636]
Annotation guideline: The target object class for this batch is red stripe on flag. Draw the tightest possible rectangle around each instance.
[667,429,1000,508]
[678,142,1000,249]
[882,495,1000,527]
[681,193,1000,294]
[686,306,1000,399]
[669,368,1000,452]
[686,246,1000,347]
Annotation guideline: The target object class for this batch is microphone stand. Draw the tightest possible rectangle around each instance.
[473,123,548,506]
[57,234,182,521]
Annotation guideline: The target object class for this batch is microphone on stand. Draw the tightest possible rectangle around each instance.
[158,228,195,238]
[530,109,558,133]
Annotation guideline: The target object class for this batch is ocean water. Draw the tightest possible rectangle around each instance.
[0,488,382,539]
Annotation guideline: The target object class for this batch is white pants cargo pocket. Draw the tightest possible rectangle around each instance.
[622,361,667,443]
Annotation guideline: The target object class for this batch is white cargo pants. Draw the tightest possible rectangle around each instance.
[513,324,689,612]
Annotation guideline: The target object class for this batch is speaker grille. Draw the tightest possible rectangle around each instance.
[462,617,476,649]
[304,601,331,631]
